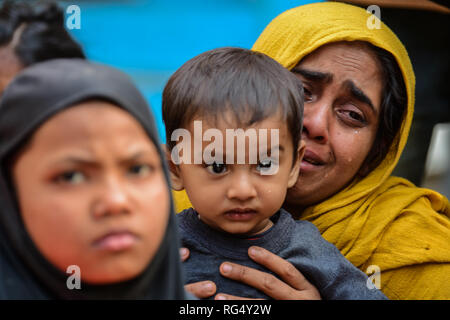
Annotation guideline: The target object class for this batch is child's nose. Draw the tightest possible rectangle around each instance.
[226,171,257,201]
[92,178,131,218]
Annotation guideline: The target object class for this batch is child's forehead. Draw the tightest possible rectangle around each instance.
[186,109,287,130]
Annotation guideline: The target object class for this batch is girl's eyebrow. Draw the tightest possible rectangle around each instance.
[50,154,98,167]
[118,150,154,165]
[49,150,154,167]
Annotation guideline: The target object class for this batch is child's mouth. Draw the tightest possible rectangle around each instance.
[224,208,258,221]
[92,230,138,252]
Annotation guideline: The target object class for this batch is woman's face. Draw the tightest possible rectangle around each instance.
[286,42,383,208]
[12,101,170,284]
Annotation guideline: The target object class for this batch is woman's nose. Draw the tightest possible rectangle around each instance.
[302,101,330,144]
[92,177,131,219]
[226,171,257,201]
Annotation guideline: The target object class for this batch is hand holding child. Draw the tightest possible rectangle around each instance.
[180,246,321,300]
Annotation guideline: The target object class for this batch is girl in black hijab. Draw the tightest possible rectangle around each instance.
[0,59,186,299]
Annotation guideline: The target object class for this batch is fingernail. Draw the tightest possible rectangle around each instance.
[203,282,213,292]
[249,246,261,256]
[180,248,188,256]
[222,263,232,274]
[216,294,227,300]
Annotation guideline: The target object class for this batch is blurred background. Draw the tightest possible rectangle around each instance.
[1,0,448,196]
[58,0,320,143]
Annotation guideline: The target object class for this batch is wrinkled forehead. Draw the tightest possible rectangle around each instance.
[296,41,381,73]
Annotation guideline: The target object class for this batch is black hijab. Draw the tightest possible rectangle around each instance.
[0,59,186,299]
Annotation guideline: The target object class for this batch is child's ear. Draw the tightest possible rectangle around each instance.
[164,144,184,191]
[287,140,305,188]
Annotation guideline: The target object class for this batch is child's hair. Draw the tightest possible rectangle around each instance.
[162,47,304,159]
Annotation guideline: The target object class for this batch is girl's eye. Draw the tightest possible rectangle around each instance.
[128,164,153,177]
[55,171,85,185]
[206,162,227,175]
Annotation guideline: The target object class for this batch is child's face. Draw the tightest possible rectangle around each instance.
[11,101,170,284]
[171,112,304,236]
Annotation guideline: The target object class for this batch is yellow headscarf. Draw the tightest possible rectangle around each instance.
[173,2,450,299]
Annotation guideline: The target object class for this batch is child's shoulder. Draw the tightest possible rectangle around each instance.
[175,207,201,236]
[280,209,321,234]
[280,209,331,244]
[175,207,196,220]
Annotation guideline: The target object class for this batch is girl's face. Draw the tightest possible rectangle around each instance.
[12,101,170,284]
[287,42,383,208]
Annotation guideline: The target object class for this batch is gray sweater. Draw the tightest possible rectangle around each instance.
[177,208,387,300]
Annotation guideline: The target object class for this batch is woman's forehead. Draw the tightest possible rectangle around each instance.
[299,41,380,71]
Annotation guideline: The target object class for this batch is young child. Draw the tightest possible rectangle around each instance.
[163,47,387,300]
[0,59,186,299]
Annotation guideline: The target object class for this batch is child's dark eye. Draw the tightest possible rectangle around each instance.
[128,164,153,177]
[255,158,279,175]
[55,171,86,185]
[205,162,227,175]
[257,159,272,170]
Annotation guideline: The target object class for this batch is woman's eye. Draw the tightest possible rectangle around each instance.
[206,162,227,175]
[303,87,313,102]
[55,171,86,184]
[337,108,367,126]
[348,110,365,122]
[128,164,153,177]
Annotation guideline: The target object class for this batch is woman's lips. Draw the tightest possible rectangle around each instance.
[300,149,326,172]
[224,208,257,221]
[92,230,138,252]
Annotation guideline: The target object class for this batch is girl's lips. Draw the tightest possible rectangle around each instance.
[92,231,138,252]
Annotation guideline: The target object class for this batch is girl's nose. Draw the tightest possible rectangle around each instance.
[92,177,131,219]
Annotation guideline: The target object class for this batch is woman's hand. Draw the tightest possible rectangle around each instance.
[180,248,217,298]
[217,246,321,300]
[180,246,321,300]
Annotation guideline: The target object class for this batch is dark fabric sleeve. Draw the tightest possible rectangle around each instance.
[283,221,388,300]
